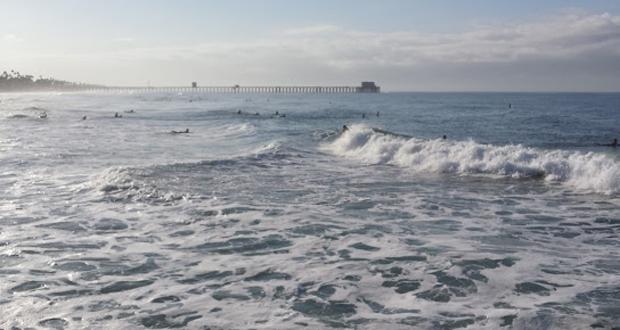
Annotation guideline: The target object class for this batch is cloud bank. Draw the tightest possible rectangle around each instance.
[3,12,619,90]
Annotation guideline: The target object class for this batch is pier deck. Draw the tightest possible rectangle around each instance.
[85,82,380,94]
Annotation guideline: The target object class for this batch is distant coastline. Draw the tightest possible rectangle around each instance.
[0,70,101,92]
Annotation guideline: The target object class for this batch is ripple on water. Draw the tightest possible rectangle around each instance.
[292,299,357,320]
[10,280,55,293]
[244,269,292,281]
[349,242,380,251]
[38,318,69,330]
[178,270,233,284]
[140,313,202,329]
[36,221,87,232]
[100,279,154,294]
[94,218,129,231]
[192,234,292,255]
[53,261,97,272]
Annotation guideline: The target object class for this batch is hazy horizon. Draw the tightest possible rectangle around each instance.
[2,0,620,91]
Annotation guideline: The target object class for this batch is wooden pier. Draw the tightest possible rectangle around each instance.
[85,82,380,94]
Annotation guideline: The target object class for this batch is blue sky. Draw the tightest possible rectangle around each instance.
[1,0,620,90]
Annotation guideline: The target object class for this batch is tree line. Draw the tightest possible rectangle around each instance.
[0,70,101,91]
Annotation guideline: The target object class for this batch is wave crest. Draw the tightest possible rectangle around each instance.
[326,125,620,194]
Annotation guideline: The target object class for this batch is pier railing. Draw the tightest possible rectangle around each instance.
[84,85,379,93]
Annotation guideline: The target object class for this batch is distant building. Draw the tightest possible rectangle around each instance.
[192,82,197,88]
[357,81,380,93]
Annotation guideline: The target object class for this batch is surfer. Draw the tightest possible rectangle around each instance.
[237,110,242,115]
[342,125,349,132]
[376,111,380,117]
[39,112,47,119]
[443,135,447,140]
[82,115,87,120]
[171,128,190,134]
[114,112,122,118]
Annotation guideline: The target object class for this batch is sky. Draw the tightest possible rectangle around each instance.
[1,0,620,91]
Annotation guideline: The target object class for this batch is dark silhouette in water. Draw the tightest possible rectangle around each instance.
[82,116,87,120]
[237,110,242,115]
[597,138,618,147]
[443,135,447,140]
[362,113,366,119]
[342,125,349,132]
[376,111,380,117]
[114,112,122,118]
[508,103,512,109]
[171,128,190,134]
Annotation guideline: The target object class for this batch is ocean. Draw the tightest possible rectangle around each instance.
[1,91,619,329]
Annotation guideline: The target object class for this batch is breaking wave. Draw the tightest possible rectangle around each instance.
[87,141,296,203]
[326,125,620,194]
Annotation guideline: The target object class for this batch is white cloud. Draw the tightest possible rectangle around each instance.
[2,34,23,42]
[6,12,620,90]
[98,12,619,69]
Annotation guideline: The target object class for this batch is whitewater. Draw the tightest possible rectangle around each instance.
[0,91,619,329]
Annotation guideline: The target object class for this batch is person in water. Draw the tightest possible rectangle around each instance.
[342,125,349,132]
[611,138,618,147]
[114,112,122,118]
[171,128,190,134]
[443,135,447,140]
[82,115,87,120]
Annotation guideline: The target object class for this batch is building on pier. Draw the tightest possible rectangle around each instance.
[357,81,380,93]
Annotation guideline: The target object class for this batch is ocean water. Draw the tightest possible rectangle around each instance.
[0,91,619,329]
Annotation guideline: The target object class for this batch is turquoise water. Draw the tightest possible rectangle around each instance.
[0,92,619,329]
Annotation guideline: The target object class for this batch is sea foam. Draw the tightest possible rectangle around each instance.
[326,125,620,194]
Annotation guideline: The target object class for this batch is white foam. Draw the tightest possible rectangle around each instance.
[252,141,284,157]
[224,122,256,134]
[92,166,139,193]
[325,125,620,194]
